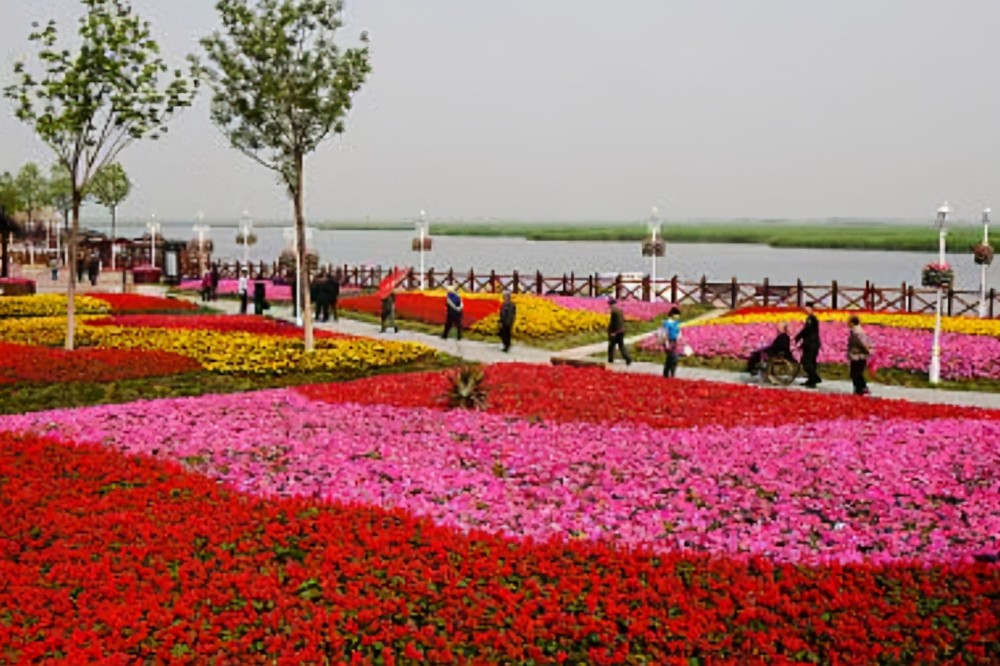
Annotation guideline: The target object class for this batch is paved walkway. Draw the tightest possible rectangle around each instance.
[166,291,1000,410]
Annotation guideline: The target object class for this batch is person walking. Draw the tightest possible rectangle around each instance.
[210,263,221,301]
[49,256,59,281]
[498,292,516,352]
[795,301,822,387]
[607,298,632,365]
[76,251,85,284]
[380,290,399,333]
[238,269,249,314]
[330,270,341,322]
[442,285,463,340]
[87,251,100,286]
[847,315,872,396]
[660,306,683,377]
[312,271,331,322]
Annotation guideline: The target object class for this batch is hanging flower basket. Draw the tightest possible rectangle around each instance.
[972,243,994,266]
[235,233,258,246]
[278,249,319,275]
[412,237,432,251]
[921,262,954,288]
[641,237,665,257]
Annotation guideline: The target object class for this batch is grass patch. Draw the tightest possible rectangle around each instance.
[624,350,1000,393]
[0,355,462,415]
[316,220,989,253]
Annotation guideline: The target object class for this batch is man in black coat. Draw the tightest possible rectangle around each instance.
[498,292,516,352]
[795,302,822,387]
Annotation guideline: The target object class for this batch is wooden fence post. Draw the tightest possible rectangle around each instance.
[671,275,678,304]
[446,268,454,287]
[615,274,623,300]
[991,288,996,318]
[900,282,906,311]
[641,275,650,301]
[831,280,838,310]
[731,277,738,310]
[762,277,770,307]
[489,270,497,293]
[512,270,520,294]
[569,272,575,295]
[947,288,954,316]
[588,274,594,297]
[535,271,543,294]
[468,268,475,292]
[796,279,803,307]
[562,273,568,295]
[699,275,707,304]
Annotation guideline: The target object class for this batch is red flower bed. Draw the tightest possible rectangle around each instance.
[0,342,200,385]
[86,314,348,339]
[88,293,199,314]
[339,292,499,326]
[299,363,1000,428]
[2,433,997,664]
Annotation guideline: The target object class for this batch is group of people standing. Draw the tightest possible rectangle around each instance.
[310,270,340,322]
[746,301,872,395]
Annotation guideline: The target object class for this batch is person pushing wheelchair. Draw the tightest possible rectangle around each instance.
[746,322,793,375]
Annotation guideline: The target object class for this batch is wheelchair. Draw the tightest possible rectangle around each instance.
[761,352,801,386]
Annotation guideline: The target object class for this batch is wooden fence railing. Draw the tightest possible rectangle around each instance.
[203,260,999,318]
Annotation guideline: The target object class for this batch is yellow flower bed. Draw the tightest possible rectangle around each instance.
[709,310,1000,337]
[78,325,434,375]
[469,294,606,339]
[0,294,108,318]
[0,316,103,347]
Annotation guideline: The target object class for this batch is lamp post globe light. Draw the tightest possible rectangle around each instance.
[647,206,661,303]
[416,209,428,290]
[928,202,949,384]
[239,210,253,268]
[146,214,160,269]
[979,208,991,319]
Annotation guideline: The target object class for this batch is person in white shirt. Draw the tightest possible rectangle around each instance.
[238,270,249,314]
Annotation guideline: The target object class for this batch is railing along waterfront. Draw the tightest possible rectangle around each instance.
[201,260,999,318]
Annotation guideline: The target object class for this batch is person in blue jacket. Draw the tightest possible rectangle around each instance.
[442,285,463,340]
[660,307,683,378]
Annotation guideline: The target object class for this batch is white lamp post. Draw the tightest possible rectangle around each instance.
[239,210,253,268]
[648,206,661,302]
[283,225,314,326]
[146,215,160,268]
[416,209,428,290]
[978,208,990,319]
[929,202,949,384]
[193,219,209,276]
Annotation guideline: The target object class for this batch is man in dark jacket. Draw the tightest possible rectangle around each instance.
[498,292,516,352]
[442,286,463,340]
[746,322,792,375]
[607,298,632,365]
[795,302,822,387]
[380,290,398,332]
[312,271,331,322]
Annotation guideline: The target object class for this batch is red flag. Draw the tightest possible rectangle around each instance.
[377,267,409,299]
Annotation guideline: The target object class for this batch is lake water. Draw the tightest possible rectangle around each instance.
[112,222,1000,292]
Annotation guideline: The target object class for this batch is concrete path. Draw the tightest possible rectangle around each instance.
[172,291,1000,410]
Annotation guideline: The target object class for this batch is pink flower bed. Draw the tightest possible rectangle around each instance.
[542,295,678,321]
[3,388,997,565]
[638,321,1000,381]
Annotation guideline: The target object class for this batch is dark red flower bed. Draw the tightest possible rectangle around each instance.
[86,314,348,338]
[88,293,199,314]
[0,342,200,385]
[298,363,1000,428]
[1,433,997,664]
[339,292,499,326]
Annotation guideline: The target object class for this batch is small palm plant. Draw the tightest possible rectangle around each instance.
[446,365,489,410]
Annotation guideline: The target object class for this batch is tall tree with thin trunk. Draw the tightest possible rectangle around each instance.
[14,162,48,231]
[0,172,26,278]
[4,0,197,350]
[48,163,73,236]
[89,162,131,239]
[200,0,370,351]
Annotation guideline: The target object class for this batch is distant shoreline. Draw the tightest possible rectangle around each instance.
[308,221,987,253]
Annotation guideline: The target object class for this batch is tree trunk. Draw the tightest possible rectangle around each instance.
[111,205,117,239]
[294,151,314,352]
[66,190,81,351]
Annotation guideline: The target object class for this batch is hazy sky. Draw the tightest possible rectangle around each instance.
[1,0,999,224]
